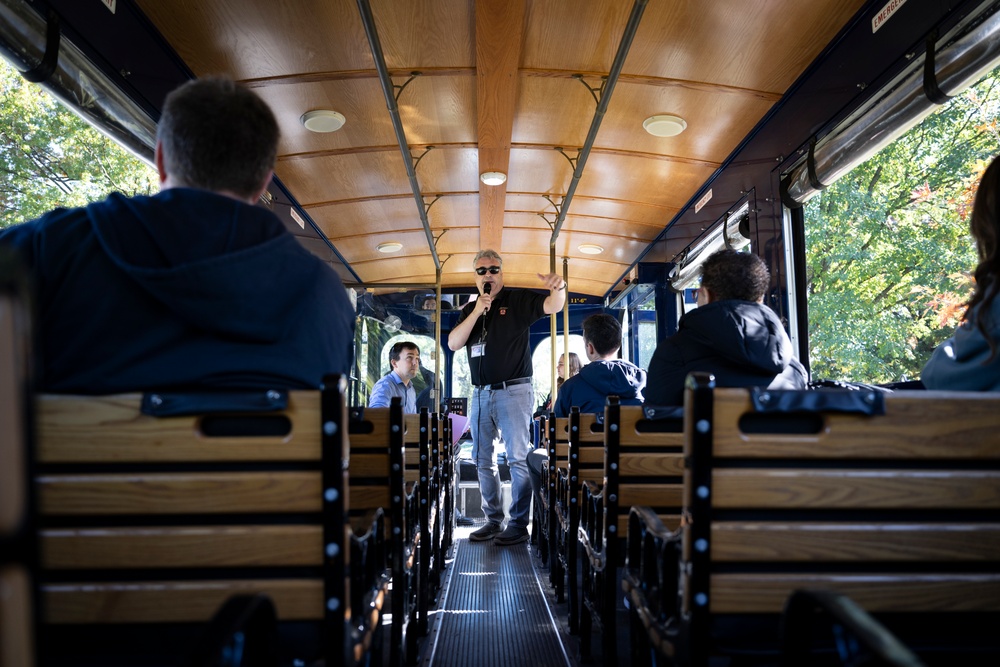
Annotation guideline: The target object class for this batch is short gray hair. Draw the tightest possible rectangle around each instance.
[473,249,503,268]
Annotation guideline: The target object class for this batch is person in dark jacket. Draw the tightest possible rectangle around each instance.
[0,77,354,393]
[644,249,807,406]
[528,313,646,509]
[554,314,644,416]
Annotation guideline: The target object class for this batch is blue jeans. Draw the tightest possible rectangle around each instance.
[470,382,534,528]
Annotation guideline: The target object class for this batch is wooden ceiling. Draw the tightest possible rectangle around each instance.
[133,0,866,295]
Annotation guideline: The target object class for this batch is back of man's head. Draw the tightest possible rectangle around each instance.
[700,249,769,302]
[583,314,622,358]
[157,77,279,200]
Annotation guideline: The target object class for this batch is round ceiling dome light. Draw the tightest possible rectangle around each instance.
[480,171,507,186]
[578,244,604,255]
[642,114,687,137]
[376,241,403,254]
[300,109,346,133]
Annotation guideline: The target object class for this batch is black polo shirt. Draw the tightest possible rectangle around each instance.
[457,287,547,386]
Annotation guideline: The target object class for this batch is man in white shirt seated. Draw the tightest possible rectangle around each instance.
[369,341,420,413]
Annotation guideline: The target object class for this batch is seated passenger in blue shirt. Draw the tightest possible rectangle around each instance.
[923,154,1000,390]
[369,341,420,413]
[0,76,354,393]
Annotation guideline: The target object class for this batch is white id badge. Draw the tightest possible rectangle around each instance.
[471,343,485,358]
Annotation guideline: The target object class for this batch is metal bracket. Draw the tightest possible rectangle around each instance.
[423,194,441,214]
[554,147,579,171]
[537,213,556,231]
[412,145,435,170]
[393,71,422,103]
[432,228,449,246]
[543,194,563,215]
[572,73,607,107]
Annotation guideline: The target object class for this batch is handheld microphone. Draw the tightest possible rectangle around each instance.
[482,282,492,313]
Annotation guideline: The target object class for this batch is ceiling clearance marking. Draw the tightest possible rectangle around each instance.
[694,188,713,214]
[872,0,907,34]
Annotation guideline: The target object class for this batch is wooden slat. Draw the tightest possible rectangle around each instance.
[41,525,323,569]
[710,389,1000,459]
[352,453,392,477]
[707,573,1000,614]
[37,393,321,463]
[0,566,33,667]
[348,486,391,511]
[38,472,320,515]
[43,579,323,624]
[619,453,684,477]
[350,409,392,448]
[618,406,683,447]
[711,469,1000,509]
[0,295,25,535]
[711,522,1000,562]
[621,485,683,508]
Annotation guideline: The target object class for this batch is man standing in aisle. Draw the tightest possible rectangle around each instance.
[448,250,567,545]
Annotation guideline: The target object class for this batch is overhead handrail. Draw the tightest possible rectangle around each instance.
[783,3,1000,205]
[356,0,442,271]
[0,0,157,164]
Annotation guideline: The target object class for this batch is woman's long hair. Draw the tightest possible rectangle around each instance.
[966,155,1000,361]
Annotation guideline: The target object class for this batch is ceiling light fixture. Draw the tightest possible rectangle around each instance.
[578,244,604,255]
[300,109,346,133]
[376,241,403,254]
[480,171,507,186]
[642,114,687,137]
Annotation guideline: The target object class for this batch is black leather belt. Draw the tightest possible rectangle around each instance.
[476,377,531,391]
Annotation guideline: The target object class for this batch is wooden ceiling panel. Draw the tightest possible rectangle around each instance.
[275,152,411,205]
[396,76,477,145]
[626,0,869,94]
[512,77,606,148]
[592,81,776,162]
[506,148,573,197]
[371,0,474,69]
[136,0,371,80]
[561,197,678,229]
[331,230,434,266]
[308,199,424,239]
[522,0,634,73]
[574,154,716,210]
[257,80,396,157]
[406,147,480,194]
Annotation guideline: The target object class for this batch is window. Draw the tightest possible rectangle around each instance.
[804,66,1000,383]
[531,335,588,410]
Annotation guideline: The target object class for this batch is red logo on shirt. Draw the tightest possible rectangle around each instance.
[499,307,507,316]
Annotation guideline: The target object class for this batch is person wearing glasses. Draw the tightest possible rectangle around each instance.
[447,250,566,545]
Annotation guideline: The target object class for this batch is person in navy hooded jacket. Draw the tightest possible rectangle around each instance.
[553,313,645,416]
[0,76,354,393]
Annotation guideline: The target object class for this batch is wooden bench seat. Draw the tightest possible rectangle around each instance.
[35,380,358,666]
[625,373,1000,666]
[578,399,683,664]
[547,410,603,632]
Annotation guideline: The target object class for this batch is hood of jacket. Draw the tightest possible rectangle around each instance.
[579,358,646,400]
[678,300,795,375]
[87,189,322,343]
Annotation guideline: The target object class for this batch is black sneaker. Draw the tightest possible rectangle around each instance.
[493,526,529,546]
[469,522,503,541]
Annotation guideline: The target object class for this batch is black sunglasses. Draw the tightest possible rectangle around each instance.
[475,266,501,275]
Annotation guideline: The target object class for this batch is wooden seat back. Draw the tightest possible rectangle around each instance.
[577,399,684,662]
[676,374,1000,665]
[0,260,36,667]
[35,380,351,665]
